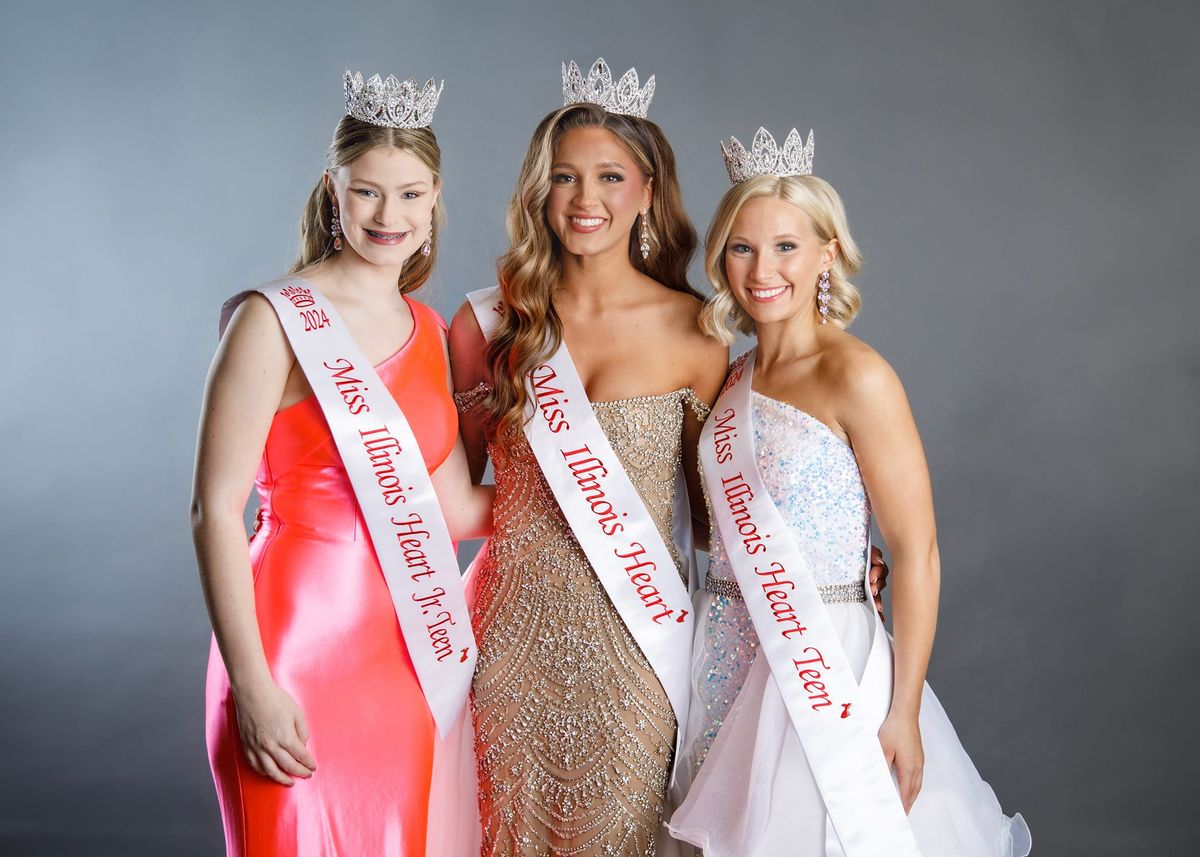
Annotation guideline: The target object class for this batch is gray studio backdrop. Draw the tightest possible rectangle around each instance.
[2,1,1197,854]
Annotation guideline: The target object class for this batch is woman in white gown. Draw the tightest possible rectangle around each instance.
[668,128,1031,856]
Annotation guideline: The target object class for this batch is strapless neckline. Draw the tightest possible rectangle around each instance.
[591,387,689,408]
[750,389,853,453]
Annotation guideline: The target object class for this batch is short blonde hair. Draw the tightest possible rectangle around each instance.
[700,174,863,343]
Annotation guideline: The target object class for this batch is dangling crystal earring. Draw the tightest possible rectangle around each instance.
[639,208,651,260]
[331,206,343,251]
[421,225,433,257]
[817,271,831,324]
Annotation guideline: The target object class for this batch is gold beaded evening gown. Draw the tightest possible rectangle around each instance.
[464,387,708,857]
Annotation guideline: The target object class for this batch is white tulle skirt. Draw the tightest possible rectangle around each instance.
[668,596,1030,857]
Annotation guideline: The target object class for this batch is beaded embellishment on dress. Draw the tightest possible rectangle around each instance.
[470,388,707,857]
[703,574,864,604]
[453,379,490,413]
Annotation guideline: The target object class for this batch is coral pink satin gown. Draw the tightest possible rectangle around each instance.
[205,297,455,857]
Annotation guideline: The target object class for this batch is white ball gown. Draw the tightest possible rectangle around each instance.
[668,390,1031,856]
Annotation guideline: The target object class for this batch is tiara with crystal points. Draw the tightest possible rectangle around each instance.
[562,57,655,119]
[721,127,815,184]
[343,70,442,128]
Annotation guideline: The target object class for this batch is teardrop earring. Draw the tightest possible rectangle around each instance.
[421,225,433,257]
[639,208,651,261]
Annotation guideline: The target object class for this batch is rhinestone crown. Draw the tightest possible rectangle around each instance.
[562,57,655,119]
[721,127,815,184]
[343,70,442,129]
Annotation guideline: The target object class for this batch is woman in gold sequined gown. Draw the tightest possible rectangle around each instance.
[448,90,729,855]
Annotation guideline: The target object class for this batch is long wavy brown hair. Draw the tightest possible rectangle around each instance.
[290,115,445,295]
[484,103,699,438]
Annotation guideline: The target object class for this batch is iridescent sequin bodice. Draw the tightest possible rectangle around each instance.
[708,391,871,589]
[690,391,871,774]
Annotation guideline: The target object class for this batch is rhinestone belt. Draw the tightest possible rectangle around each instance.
[705,574,866,605]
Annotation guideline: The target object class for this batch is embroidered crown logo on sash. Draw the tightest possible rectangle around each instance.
[279,284,316,308]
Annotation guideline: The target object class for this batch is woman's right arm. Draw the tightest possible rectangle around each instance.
[447,300,492,485]
[190,293,316,787]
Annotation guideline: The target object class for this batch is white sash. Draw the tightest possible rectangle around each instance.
[467,286,693,767]
[223,279,476,737]
[699,349,921,857]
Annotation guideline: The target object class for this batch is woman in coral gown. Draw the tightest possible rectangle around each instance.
[191,72,490,856]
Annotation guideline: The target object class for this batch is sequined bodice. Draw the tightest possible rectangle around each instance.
[471,388,707,857]
[688,391,870,776]
[708,391,871,588]
[485,392,689,577]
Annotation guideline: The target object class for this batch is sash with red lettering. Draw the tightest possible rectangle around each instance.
[467,286,693,771]
[221,279,476,737]
[699,349,921,857]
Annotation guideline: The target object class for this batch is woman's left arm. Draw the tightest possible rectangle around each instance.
[681,336,729,551]
[430,435,495,541]
[428,333,494,541]
[838,348,939,813]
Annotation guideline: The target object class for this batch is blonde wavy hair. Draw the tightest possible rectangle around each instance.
[701,174,862,343]
[484,103,700,438]
[290,116,445,295]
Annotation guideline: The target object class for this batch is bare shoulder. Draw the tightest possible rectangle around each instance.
[654,287,729,395]
[646,287,711,342]
[221,291,289,357]
[449,299,485,344]
[821,331,909,419]
[204,291,294,411]
[447,298,489,387]
[651,283,704,324]
[227,290,276,326]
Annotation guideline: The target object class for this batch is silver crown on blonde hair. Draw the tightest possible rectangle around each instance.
[562,57,655,119]
[343,70,443,128]
[721,127,815,184]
